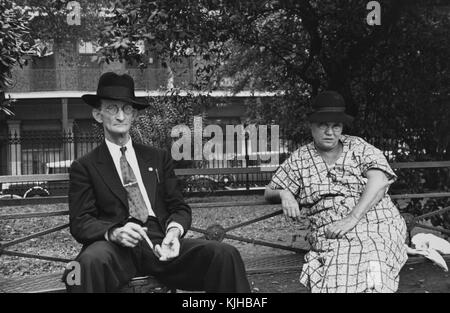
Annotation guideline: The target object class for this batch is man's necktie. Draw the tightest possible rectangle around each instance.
[120,146,148,223]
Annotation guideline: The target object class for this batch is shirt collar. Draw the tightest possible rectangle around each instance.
[105,136,133,155]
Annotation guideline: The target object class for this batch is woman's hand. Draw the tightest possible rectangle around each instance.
[325,215,359,239]
[280,190,301,220]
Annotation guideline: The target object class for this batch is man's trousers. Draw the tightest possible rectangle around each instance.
[65,217,251,293]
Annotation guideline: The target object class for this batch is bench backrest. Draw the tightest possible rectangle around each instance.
[1,161,450,184]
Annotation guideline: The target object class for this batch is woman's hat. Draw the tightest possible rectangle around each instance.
[81,72,148,110]
[307,91,354,124]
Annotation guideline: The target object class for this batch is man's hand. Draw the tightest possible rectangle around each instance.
[325,215,359,239]
[280,190,301,220]
[110,222,148,248]
[154,227,181,261]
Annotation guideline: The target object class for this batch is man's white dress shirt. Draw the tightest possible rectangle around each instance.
[104,137,184,240]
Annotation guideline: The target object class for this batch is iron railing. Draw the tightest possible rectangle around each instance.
[3,129,440,192]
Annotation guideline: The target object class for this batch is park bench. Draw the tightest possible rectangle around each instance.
[1,162,450,293]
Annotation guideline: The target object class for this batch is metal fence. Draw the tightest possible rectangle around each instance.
[5,130,100,175]
[2,129,295,186]
[1,129,432,194]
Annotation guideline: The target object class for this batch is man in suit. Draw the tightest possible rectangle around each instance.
[66,72,251,293]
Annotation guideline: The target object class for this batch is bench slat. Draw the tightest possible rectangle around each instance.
[0,210,69,220]
[2,193,450,220]
[0,272,65,293]
[390,161,450,169]
[0,174,68,183]
[1,160,448,184]
[0,272,169,293]
[391,192,450,199]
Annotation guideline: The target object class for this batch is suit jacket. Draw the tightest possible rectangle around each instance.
[68,141,192,246]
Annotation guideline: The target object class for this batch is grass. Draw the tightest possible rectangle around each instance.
[0,195,309,279]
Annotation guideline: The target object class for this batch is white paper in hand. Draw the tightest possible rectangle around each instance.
[407,233,450,272]
[412,233,450,255]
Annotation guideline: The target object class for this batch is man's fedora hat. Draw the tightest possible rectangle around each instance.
[81,72,148,110]
[307,90,354,124]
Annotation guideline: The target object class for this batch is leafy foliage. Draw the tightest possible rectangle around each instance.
[92,90,210,153]
[131,92,210,151]
[0,90,16,116]
[14,0,110,43]
[0,0,34,91]
[229,0,450,161]
[95,0,450,161]
[96,0,218,67]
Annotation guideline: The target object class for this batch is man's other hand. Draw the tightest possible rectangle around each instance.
[110,222,148,248]
[154,227,181,261]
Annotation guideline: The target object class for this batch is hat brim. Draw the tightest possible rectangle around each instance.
[307,112,354,125]
[81,94,149,110]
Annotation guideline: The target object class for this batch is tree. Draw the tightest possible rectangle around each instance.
[0,0,34,115]
[236,0,450,160]
[78,1,450,159]
[349,2,450,160]
[211,0,450,160]
[16,0,110,43]
[1,0,111,115]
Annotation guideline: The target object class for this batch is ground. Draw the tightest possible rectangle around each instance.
[1,195,450,293]
[248,263,450,293]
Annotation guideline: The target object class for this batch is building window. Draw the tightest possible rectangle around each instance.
[21,148,63,175]
[20,131,65,175]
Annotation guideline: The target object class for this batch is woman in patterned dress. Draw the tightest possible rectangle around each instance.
[265,91,408,293]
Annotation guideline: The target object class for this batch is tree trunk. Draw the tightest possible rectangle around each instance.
[326,62,358,118]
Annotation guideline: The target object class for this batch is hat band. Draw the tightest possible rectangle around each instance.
[97,86,135,99]
[314,106,346,113]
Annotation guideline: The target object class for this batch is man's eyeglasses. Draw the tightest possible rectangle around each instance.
[317,123,343,132]
[102,103,135,115]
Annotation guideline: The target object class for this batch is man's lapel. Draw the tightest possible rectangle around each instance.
[94,142,128,208]
[133,143,158,210]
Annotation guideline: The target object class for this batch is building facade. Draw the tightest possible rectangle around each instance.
[0,39,275,176]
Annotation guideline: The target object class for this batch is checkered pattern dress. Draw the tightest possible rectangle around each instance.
[269,135,408,293]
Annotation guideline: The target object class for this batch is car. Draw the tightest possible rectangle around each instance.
[0,160,73,198]
[1,181,48,198]
[181,174,236,195]
[44,160,73,196]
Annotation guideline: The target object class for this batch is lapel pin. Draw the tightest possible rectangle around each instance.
[148,167,153,171]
